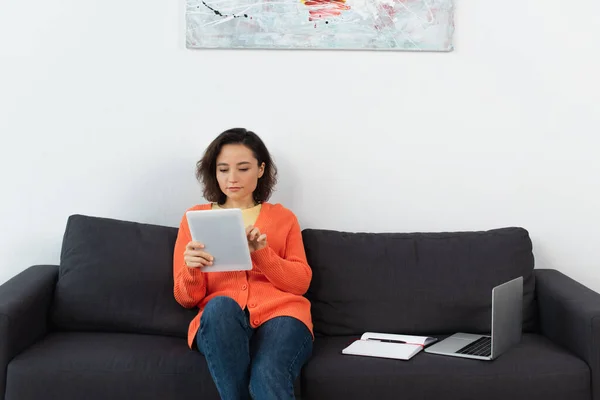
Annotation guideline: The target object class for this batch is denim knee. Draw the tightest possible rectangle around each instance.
[201,296,241,324]
[249,359,292,400]
[250,358,281,382]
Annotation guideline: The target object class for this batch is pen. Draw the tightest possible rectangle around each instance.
[366,338,406,344]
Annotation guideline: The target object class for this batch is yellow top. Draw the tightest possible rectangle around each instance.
[212,203,262,227]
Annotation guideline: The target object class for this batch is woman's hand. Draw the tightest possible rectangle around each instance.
[184,241,214,268]
[246,225,268,252]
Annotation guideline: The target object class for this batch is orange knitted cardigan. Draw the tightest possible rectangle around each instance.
[173,202,313,348]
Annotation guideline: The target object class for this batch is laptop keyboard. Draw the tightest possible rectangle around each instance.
[456,337,492,357]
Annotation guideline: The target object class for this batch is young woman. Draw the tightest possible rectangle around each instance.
[173,128,313,400]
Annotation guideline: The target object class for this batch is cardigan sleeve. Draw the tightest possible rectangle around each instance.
[173,212,207,308]
[251,214,312,295]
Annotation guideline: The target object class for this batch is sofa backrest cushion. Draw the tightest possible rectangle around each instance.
[51,214,196,337]
[302,227,536,336]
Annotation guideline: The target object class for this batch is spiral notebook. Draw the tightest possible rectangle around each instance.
[342,332,438,361]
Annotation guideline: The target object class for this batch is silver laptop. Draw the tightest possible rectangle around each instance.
[424,276,523,361]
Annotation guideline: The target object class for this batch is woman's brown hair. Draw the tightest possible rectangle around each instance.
[196,128,278,205]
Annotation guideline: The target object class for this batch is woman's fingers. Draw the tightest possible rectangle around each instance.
[250,227,261,241]
[186,241,205,251]
[185,255,213,267]
[184,241,214,267]
[187,249,213,260]
[245,225,262,241]
[189,256,212,266]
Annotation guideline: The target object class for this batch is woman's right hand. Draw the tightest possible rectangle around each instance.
[184,241,214,268]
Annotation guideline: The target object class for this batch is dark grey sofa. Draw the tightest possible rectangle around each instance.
[1,214,598,400]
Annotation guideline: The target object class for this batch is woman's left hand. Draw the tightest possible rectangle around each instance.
[246,225,268,252]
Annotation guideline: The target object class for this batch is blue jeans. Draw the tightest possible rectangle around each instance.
[196,296,313,400]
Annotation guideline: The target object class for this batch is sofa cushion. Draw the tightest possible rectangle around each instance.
[5,331,302,400]
[51,214,197,337]
[302,227,536,336]
[301,334,590,400]
[5,332,218,400]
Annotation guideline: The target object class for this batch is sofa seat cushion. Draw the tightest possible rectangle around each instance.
[5,332,219,400]
[301,334,590,400]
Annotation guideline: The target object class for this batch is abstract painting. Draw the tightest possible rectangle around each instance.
[186,0,454,51]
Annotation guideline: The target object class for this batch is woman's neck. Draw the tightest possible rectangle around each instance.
[221,198,257,210]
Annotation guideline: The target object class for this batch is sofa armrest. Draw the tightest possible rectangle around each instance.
[535,268,600,400]
[0,265,58,400]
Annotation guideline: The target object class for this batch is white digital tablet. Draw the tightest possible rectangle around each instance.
[185,208,252,272]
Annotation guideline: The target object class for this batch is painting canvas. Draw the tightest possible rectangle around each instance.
[186,0,454,51]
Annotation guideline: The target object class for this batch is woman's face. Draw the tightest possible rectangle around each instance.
[216,144,265,204]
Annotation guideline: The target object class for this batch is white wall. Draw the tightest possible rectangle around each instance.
[1,0,599,291]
